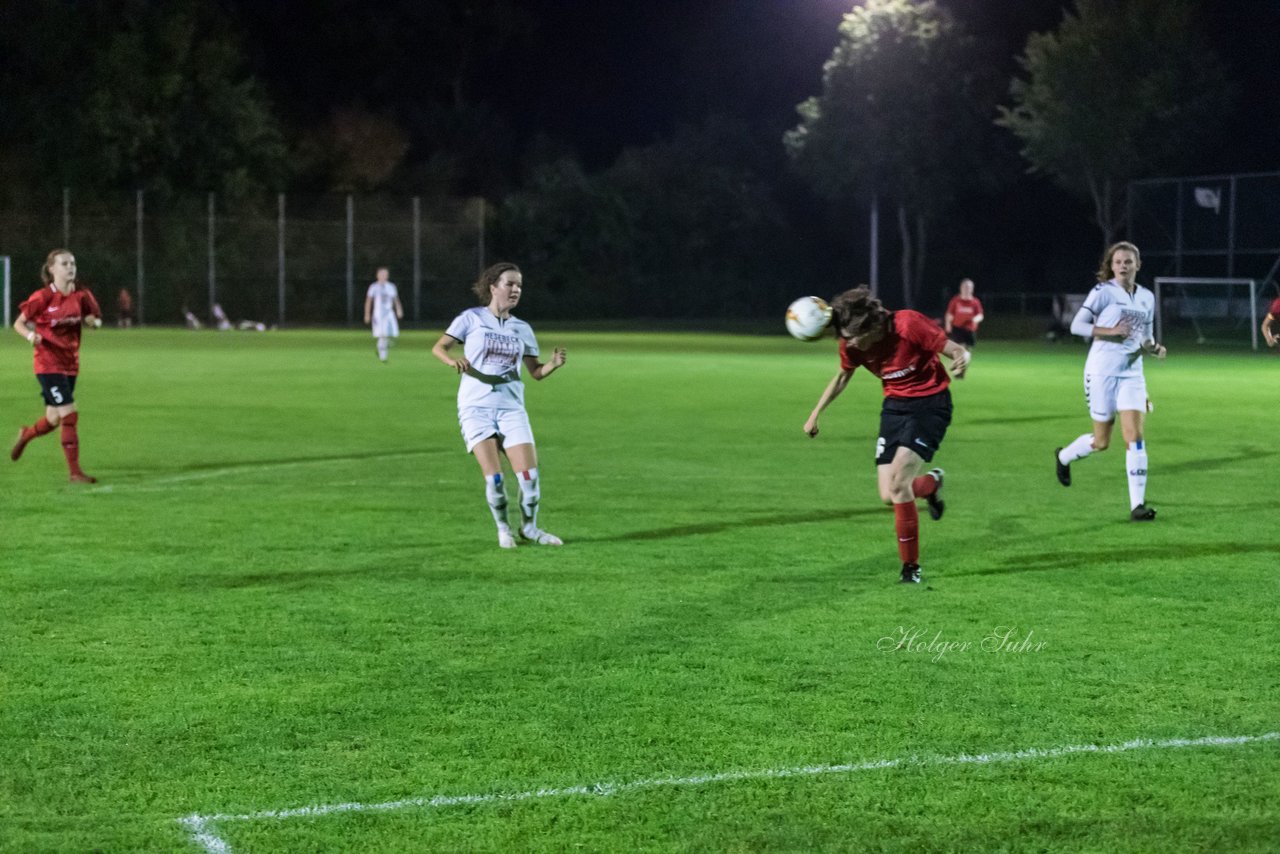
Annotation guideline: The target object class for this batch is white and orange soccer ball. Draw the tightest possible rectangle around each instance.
[785,296,833,341]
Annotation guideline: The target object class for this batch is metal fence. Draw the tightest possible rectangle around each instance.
[1128,170,1280,286]
[0,189,486,326]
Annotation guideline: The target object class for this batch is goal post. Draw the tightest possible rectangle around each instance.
[1153,277,1259,350]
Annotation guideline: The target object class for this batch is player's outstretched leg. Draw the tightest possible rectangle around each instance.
[913,468,945,521]
[485,473,516,547]
[516,467,563,545]
[12,418,55,462]
[1055,433,1095,486]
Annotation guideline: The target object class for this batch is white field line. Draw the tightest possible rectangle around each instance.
[177,730,1278,853]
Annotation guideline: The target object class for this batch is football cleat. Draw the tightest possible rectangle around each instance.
[1130,504,1157,521]
[498,529,518,549]
[520,526,563,546]
[68,472,98,484]
[11,428,30,462]
[924,468,945,521]
[900,563,922,584]
[1054,447,1071,486]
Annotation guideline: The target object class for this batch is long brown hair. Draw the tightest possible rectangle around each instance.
[473,262,521,304]
[1096,241,1140,283]
[831,286,889,338]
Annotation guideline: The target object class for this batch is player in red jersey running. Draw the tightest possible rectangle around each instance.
[1262,294,1280,349]
[944,278,984,347]
[803,286,971,584]
[11,249,103,482]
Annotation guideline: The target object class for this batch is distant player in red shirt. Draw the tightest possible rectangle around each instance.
[803,286,971,584]
[1262,295,1280,349]
[944,278,984,347]
[11,249,103,482]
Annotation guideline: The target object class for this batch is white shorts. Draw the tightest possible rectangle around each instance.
[371,316,399,338]
[1084,373,1147,422]
[458,407,535,453]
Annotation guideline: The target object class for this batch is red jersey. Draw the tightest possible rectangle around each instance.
[1269,297,1280,317]
[946,296,984,331]
[18,285,101,375]
[839,310,950,398]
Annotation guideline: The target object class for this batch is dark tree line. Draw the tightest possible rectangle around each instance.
[0,0,1245,319]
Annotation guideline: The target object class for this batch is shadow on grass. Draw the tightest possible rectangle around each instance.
[1157,450,1276,474]
[955,541,1279,576]
[576,507,886,543]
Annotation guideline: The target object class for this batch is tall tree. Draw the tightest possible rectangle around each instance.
[2,0,285,197]
[784,0,997,307]
[996,0,1231,248]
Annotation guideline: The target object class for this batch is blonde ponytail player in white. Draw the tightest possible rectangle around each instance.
[432,263,567,548]
[1054,241,1167,520]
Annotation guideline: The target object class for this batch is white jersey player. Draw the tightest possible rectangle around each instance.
[1054,242,1167,520]
[432,263,568,548]
[363,267,403,362]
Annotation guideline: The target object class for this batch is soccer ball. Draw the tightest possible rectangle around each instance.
[785,296,833,341]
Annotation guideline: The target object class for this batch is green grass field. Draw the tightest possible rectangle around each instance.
[2,328,1277,852]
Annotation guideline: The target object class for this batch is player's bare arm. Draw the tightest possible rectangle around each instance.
[395,297,404,320]
[804,368,853,437]
[1263,314,1277,347]
[941,339,970,378]
[363,296,373,325]
[432,333,470,373]
[524,348,566,381]
[13,312,41,346]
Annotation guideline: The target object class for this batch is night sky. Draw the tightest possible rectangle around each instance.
[229,0,1280,174]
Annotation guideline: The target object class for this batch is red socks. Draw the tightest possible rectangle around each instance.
[59,412,86,476]
[911,474,938,499]
[893,502,919,564]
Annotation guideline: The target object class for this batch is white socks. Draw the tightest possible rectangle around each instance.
[1126,442,1148,510]
[376,337,389,361]
[517,468,541,534]
[485,473,510,532]
[1059,433,1096,465]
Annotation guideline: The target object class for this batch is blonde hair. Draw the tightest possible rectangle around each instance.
[41,248,73,284]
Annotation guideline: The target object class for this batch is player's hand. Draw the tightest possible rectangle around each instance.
[950,349,970,379]
[803,416,819,438]
[27,331,42,347]
[451,357,471,374]
[86,316,102,329]
[550,347,566,367]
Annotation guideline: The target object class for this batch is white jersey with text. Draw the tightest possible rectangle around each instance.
[1076,279,1155,378]
[445,307,539,411]
[367,281,400,337]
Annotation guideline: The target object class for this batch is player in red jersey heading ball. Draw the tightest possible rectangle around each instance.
[804,286,970,584]
[11,249,103,483]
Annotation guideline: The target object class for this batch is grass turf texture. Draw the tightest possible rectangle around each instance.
[2,328,1277,852]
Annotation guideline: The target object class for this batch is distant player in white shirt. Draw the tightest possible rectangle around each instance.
[431,262,567,548]
[364,267,403,362]
[1054,241,1167,520]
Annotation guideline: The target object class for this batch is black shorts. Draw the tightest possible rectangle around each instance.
[876,389,952,465]
[949,327,976,347]
[36,373,77,406]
